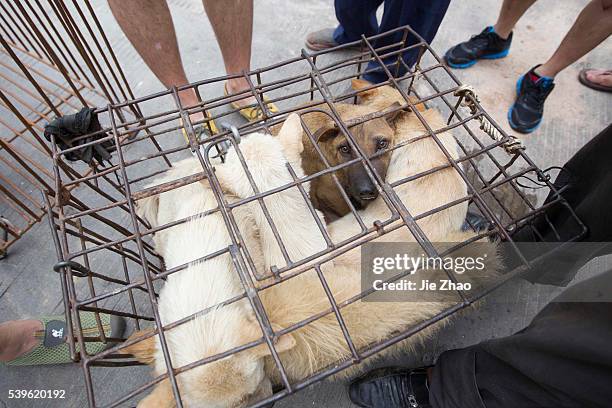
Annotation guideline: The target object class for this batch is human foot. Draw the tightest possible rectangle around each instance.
[579,69,612,92]
[177,89,218,136]
[0,319,43,362]
[444,26,512,69]
[225,77,258,108]
[508,65,555,134]
[225,78,279,121]
[178,89,206,123]
[349,366,433,408]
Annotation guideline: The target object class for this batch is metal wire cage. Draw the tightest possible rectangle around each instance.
[48,26,585,407]
[0,0,146,256]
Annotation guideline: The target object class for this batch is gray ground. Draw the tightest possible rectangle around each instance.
[1,0,611,407]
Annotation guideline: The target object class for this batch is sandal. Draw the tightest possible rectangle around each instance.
[578,69,612,93]
[224,83,279,122]
[180,113,218,147]
[2,311,126,366]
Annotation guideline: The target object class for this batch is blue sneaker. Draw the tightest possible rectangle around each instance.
[444,26,512,69]
[508,65,555,134]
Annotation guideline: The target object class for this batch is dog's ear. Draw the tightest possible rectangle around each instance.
[382,101,406,125]
[313,124,339,144]
[407,95,426,112]
[351,78,378,103]
[120,328,157,365]
[136,195,159,228]
[278,113,304,161]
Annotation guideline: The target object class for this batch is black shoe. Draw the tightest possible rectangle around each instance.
[349,367,431,408]
[508,65,555,133]
[444,26,512,69]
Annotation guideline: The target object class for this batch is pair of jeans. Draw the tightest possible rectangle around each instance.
[333,0,451,83]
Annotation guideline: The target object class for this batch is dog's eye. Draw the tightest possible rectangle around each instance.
[377,139,389,150]
[338,144,351,154]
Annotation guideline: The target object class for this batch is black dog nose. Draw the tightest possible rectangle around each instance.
[359,188,378,200]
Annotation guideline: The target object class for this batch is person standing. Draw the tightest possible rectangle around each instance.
[444,0,612,133]
[306,0,451,84]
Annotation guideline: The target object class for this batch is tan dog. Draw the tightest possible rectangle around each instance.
[330,79,469,242]
[287,103,402,222]
[258,89,496,386]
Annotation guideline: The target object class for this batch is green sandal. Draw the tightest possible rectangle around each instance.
[3,311,126,366]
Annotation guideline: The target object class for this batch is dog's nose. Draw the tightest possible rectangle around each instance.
[359,188,378,201]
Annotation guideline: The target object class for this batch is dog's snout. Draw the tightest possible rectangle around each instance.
[358,186,378,201]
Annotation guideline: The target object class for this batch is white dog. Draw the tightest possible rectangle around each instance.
[129,115,313,407]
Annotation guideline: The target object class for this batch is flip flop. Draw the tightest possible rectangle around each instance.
[224,83,279,122]
[180,111,219,148]
[180,123,212,146]
[2,311,126,366]
[578,69,612,93]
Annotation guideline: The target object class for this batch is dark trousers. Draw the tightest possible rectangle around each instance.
[431,125,612,408]
[514,123,612,285]
[431,272,612,408]
[333,0,451,83]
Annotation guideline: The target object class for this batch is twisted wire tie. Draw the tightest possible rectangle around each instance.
[451,85,525,154]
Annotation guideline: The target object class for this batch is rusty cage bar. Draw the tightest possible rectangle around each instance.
[47,25,585,407]
[0,0,152,256]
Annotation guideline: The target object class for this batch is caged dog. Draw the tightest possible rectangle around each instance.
[272,101,410,222]
[123,104,500,407]
[292,103,399,221]
[281,88,427,223]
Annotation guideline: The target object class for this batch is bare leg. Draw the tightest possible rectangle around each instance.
[0,320,42,362]
[108,0,203,119]
[536,0,612,78]
[202,0,256,106]
[492,0,538,39]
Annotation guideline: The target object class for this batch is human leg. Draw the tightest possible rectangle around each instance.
[108,0,203,119]
[363,0,451,83]
[202,0,252,105]
[492,0,538,40]
[305,0,382,51]
[536,0,612,78]
[350,269,612,408]
[509,0,612,133]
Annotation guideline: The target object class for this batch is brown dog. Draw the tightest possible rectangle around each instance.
[294,102,402,221]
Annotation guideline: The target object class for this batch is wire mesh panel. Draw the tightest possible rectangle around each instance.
[0,0,150,255]
[48,26,585,407]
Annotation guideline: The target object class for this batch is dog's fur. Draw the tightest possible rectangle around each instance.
[124,100,499,407]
